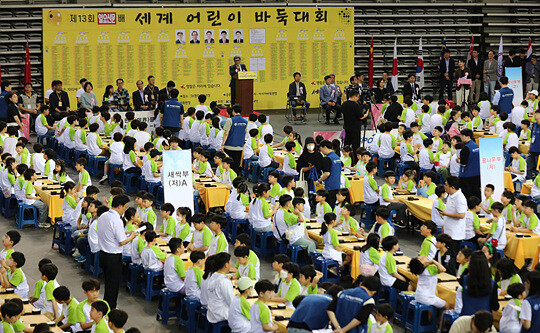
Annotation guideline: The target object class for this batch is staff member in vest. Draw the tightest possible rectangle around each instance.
[97,194,137,309]
[316,140,342,209]
[287,285,343,332]
[160,88,184,136]
[493,76,514,115]
[326,276,380,332]
[527,110,540,180]
[454,251,499,317]
[521,270,540,332]
[459,129,481,199]
[221,104,247,173]
[18,82,40,117]
[229,56,247,105]
[439,175,468,255]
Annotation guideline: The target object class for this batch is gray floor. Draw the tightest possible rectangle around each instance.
[8,113,420,332]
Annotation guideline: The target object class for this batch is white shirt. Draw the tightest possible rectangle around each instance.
[378,252,396,286]
[377,133,395,159]
[464,211,476,240]
[108,141,124,165]
[258,145,272,168]
[133,131,151,150]
[419,148,432,170]
[35,114,49,136]
[32,153,46,174]
[250,301,274,333]
[97,209,127,254]
[245,122,258,140]
[479,101,491,120]
[163,255,185,293]
[282,154,298,176]
[195,104,210,115]
[76,87,84,98]
[86,132,102,156]
[3,137,17,157]
[430,114,444,133]
[185,267,201,300]
[44,89,53,100]
[420,113,431,133]
[141,247,164,271]
[414,268,439,305]
[189,120,201,143]
[179,117,192,141]
[450,150,461,176]
[403,108,415,128]
[368,132,381,154]
[443,189,467,240]
[258,124,273,145]
[228,296,251,333]
[199,122,210,146]
[505,132,519,150]
[206,273,234,323]
[88,219,100,253]
[248,199,271,229]
[511,106,527,127]
[500,298,522,333]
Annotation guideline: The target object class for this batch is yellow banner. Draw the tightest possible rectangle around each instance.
[43,7,354,110]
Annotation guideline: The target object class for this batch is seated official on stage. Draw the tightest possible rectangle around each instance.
[229,56,247,105]
[402,74,421,100]
[320,75,342,125]
[288,72,310,119]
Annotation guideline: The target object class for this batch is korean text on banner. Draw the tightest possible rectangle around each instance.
[162,150,194,212]
[110,110,155,133]
[479,137,504,201]
[42,7,354,111]
[505,67,524,107]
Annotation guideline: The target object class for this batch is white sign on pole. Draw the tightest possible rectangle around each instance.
[110,111,156,133]
[162,150,194,212]
[479,137,505,201]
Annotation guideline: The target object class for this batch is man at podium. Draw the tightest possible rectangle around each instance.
[229,56,247,104]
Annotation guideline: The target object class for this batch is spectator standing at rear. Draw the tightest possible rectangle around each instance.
[439,175,467,255]
[221,104,247,173]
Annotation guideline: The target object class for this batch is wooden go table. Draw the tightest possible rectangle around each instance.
[33,176,63,221]
[194,177,230,212]
[0,288,63,332]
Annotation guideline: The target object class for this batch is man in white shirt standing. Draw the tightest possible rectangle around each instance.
[439,175,467,254]
[97,194,137,309]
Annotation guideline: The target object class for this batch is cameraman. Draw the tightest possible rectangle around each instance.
[342,88,368,152]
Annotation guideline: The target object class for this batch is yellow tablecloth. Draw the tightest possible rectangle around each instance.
[195,181,230,211]
[521,183,532,194]
[474,130,498,144]
[349,178,364,203]
[504,171,514,192]
[34,181,63,221]
[396,195,433,221]
[479,223,540,268]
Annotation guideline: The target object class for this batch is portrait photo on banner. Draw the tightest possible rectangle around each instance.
[175,29,185,44]
[189,29,200,43]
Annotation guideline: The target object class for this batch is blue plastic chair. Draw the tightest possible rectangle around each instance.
[179,297,201,333]
[38,134,54,147]
[127,263,144,295]
[248,161,260,183]
[258,166,276,183]
[108,164,123,184]
[147,181,161,198]
[287,244,309,266]
[123,172,140,194]
[51,222,66,251]
[376,285,398,309]
[404,301,437,333]
[88,251,102,278]
[141,269,164,301]
[395,292,415,326]
[396,162,412,178]
[314,256,340,283]
[441,311,460,333]
[3,195,18,218]
[156,186,165,207]
[377,157,396,177]
[88,155,108,178]
[15,201,39,229]
[249,225,275,259]
[360,203,378,230]
[229,219,248,244]
[157,288,183,325]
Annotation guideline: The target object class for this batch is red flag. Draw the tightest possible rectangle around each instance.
[24,43,31,84]
[391,38,398,90]
[368,37,374,88]
[466,37,474,63]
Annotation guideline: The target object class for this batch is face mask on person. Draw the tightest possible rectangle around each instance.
[280,270,289,279]
[307,144,315,152]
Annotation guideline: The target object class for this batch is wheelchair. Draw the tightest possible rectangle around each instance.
[285,94,308,124]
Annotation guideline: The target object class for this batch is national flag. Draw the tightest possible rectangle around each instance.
[24,42,31,84]
[416,37,424,90]
[368,37,374,88]
[497,36,504,79]
[466,37,474,63]
[438,38,447,68]
[527,37,533,61]
[391,38,398,91]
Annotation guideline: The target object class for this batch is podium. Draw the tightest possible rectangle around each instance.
[234,71,256,116]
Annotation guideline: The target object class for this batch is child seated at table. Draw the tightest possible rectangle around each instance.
[294,187,311,219]
[282,141,299,177]
[396,169,417,194]
[100,132,124,184]
[175,207,192,243]
[418,220,438,260]
[374,205,394,239]
[408,255,449,309]
[86,123,108,157]
[60,181,78,230]
[271,262,301,309]
[456,246,472,279]
[259,133,279,170]
[496,258,522,297]
[209,117,223,153]
[478,202,506,250]
[88,300,109,333]
[226,182,249,220]
[268,171,282,204]
[122,136,143,175]
[206,252,234,323]
[30,143,44,175]
[75,157,92,194]
[315,189,332,224]
[228,276,254,333]
[141,230,166,271]
[208,215,228,256]
[252,279,280,331]
[244,128,260,162]
[53,160,73,185]
[184,250,205,301]
[378,235,410,292]
[348,149,370,178]
[320,212,344,265]
[499,282,526,332]
[158,203,176,242]
[379,170,408,228]
[126,119,139,138]
[520,119,531,140]
[419,138,435,171]
[249,183,277,233]
[464,196,483,248]
[258,114,273,145]
[234,245,259,281]
[339,204,362,239]
[163,237,186,295]
[143,149,162,184]
[218,157,236,189]
[377,122,397,160]
[15,141,29,165]
[52,286,78,331]
[433,233,456,275]
[186,213,212,254]
[503,123,519,151]
[134,122,151,150]
[0,301,23,332]
[73,118,88,152]
[435,141,452,181]
[23,168,49,228]
[431,126,444,152]
[14,164,27,202]
[359,233,381,277]
[500,190,515,224]
[0,251,29,298]
[511,199,540,235]
[418,171,438,201]
[506,147,526,184]
[195,151,214,178]
[198,114,212,150]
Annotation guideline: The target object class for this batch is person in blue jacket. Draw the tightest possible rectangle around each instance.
[160,89,184,136]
